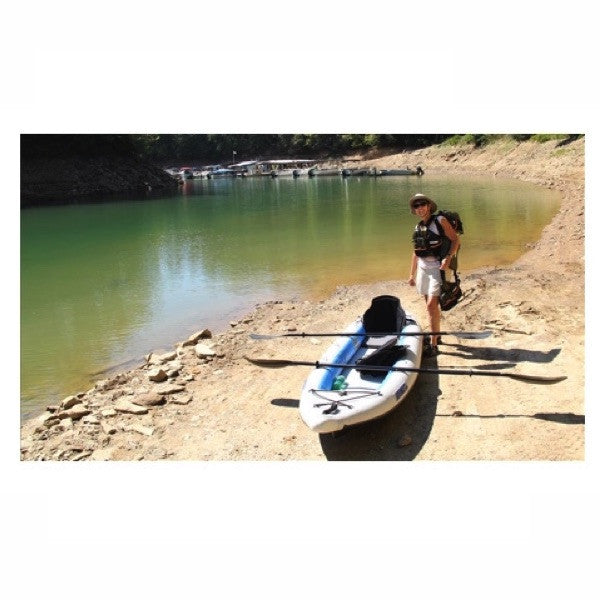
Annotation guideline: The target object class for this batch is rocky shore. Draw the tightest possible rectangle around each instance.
[19,137,585,461]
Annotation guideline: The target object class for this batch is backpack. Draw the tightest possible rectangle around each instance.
[439,270,462,311]
[437,210,464,235]
[435,211,464,310]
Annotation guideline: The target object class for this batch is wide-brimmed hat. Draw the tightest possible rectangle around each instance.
[409,193,437,214]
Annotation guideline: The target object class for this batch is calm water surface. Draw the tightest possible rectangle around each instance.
[20,174,562,417]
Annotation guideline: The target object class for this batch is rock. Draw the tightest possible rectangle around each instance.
[182,329,212,346]
[157,350,178,363]
[101,408,117,417]
[60,395,82,410]
[38,412,59,426]
[131,392,165,407]
[124,424,154,436]
[397,435,412,447]
[114,400,149,415]
[43,416,62,428]
[145,447,168,460]
[71,450,93,461]
[59,406,91,420]
[153,383,185,395]
[101,422,117,435]
[82,415,100,425]
[60,417,74,429]
[148,368,168,382]
[91,447,117,460]
[147,350,178,364]
[169,393,193,405]
[195,343,216,358]
[165,360,182,378]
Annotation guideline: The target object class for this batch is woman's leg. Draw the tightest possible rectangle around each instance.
[425,294,441,346]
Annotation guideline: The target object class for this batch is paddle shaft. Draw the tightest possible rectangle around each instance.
[244,357,567,384]
[250,329,491,340]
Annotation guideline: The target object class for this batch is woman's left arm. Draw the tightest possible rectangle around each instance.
[439,216,460,268]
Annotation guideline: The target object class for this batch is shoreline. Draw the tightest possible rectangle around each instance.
[20,138,585,461]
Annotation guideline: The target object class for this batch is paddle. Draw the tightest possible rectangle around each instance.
[250,329,492,341]
[244,356,567,384]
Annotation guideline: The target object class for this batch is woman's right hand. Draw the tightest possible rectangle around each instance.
[408,276,415,286]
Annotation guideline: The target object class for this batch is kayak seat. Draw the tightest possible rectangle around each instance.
[362,295,407,334]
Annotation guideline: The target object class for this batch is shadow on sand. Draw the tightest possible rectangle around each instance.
[316,365,441,461]
[436,411,584,425]
[440,342,561,364]
[269,345,575,460]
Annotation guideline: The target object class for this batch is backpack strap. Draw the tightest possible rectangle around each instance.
[440,261,460,284]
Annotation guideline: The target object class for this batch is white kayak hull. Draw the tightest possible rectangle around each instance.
[299,315,423,433]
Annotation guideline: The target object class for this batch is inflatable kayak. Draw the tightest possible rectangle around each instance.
[299,296,423,433]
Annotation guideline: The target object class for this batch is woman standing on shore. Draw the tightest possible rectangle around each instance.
[407,193,460,357]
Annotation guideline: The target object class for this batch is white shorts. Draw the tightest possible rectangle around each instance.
[416,262,442,297]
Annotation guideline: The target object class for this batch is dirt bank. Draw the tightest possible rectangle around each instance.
[20,137,585,461]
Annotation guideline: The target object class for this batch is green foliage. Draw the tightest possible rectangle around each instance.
[529,134,573,143]
[22,133,583,167]
[441,134,482,146]
[127,133,467,164]
[21,134,136,159]
[439,134,583,148]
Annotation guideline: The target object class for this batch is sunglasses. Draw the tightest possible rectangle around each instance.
[413,201,429,208]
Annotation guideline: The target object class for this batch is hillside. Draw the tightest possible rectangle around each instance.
[20,134,178,207]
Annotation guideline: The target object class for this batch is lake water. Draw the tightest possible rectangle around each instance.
[20,174,562,418]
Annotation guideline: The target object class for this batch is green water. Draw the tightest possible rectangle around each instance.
[20,174,562,417]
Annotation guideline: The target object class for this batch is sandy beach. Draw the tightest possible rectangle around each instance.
[20,137,585,461]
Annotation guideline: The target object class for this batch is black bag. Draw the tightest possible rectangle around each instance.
[439,270,462,311]
[355,339,407,377]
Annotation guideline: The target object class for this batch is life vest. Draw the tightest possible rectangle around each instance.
[413,211,464,260]
[412,215,447,258]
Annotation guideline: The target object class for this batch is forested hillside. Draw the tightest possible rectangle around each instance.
[20,133,581,207]
[129,134,454,164]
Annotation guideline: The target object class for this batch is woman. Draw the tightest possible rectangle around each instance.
[407,193,460,357]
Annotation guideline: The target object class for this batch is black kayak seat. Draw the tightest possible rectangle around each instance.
[362,295,407,334]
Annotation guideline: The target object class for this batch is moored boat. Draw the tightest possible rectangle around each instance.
[370,166,424,176]
[206,168,237,178]
[262,159,318,177]
[308,167,341,177]
[375,168,418,176]
[292,167,314,177]
[299,295,423,433]
[341,168,371,177]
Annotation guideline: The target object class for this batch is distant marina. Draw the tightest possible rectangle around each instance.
[166,159,425,181]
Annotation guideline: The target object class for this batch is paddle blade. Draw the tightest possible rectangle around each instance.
[244,356,306,369]
[453,330,492,339]
[505,373,568,384]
